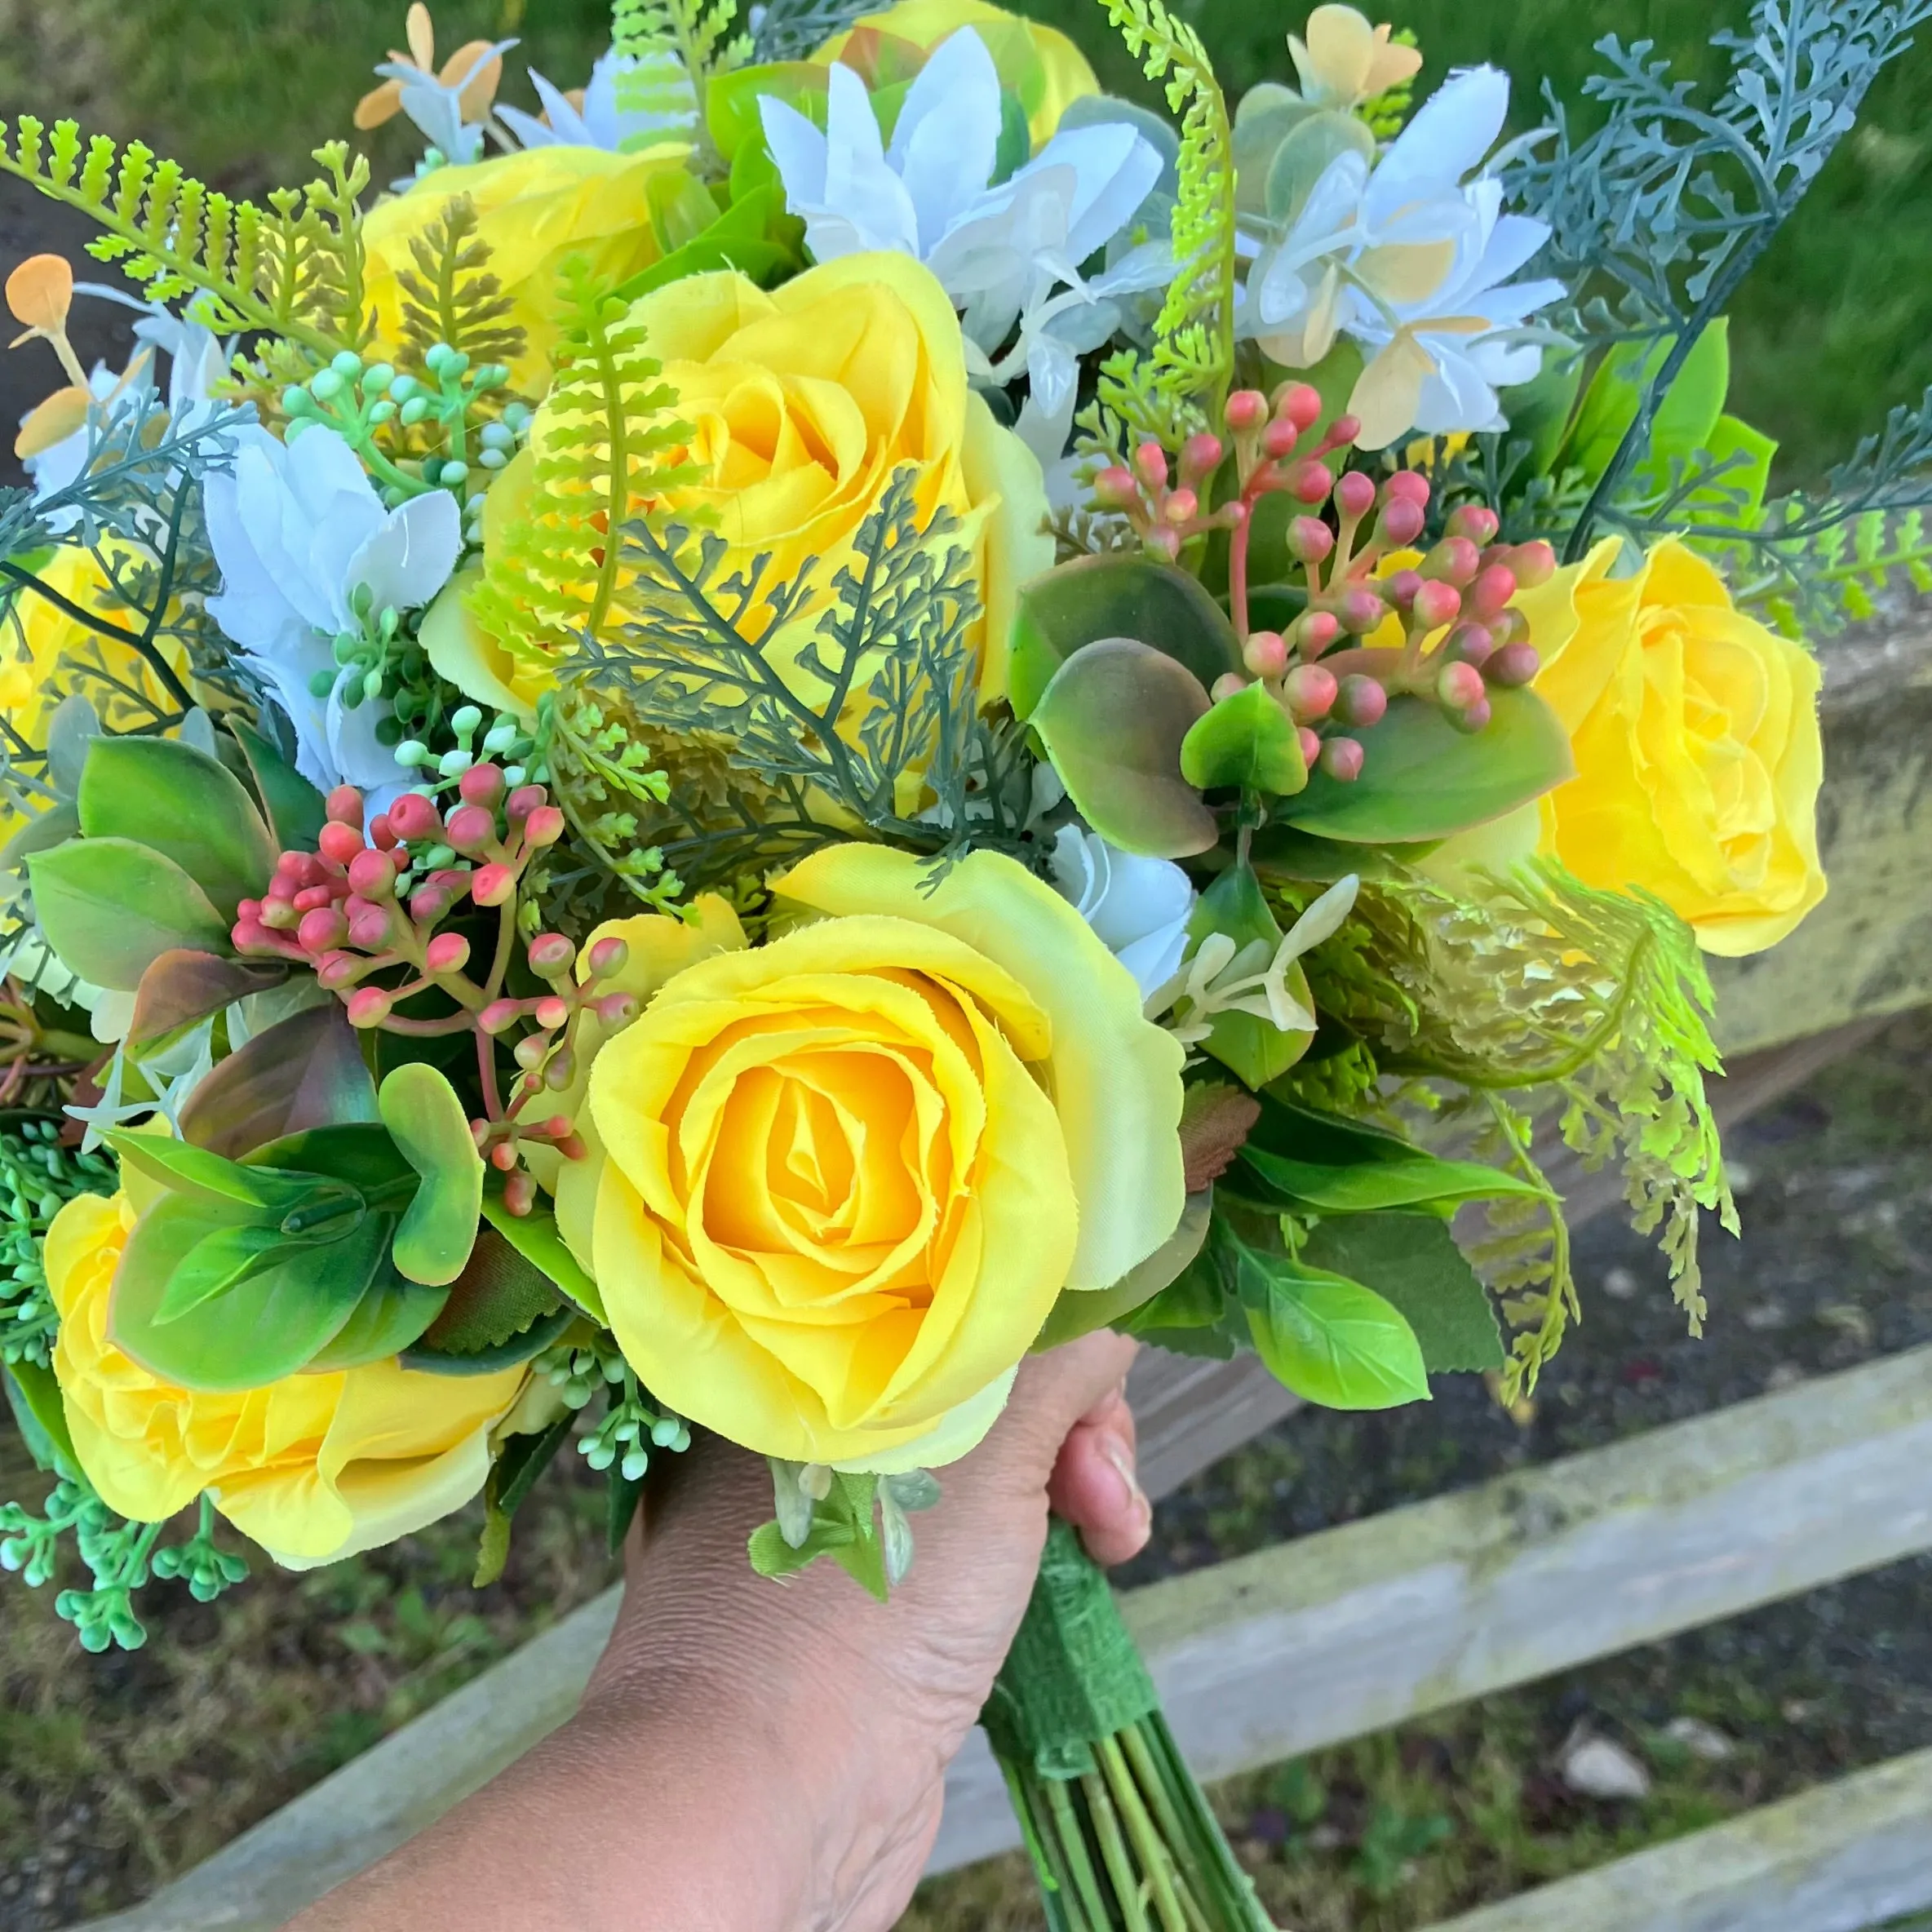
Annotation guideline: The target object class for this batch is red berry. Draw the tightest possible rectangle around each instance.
[1287,459,1334,503]
[1487,641,1541,688]
[1181,432,1224,477]
[1384,471,1431,508]
[528,932,576,977]
[1378,498,1427,547]
[1335,472,1377,520]
[1469,564,1518,620]
[1327,414,1363,445]
[1162,487,1199,525]
[587,935,630,980]
[471,862,516,906]
[1225,389,1269,432]
[1133,441,1168,489]
[317,950,362,989]
[1412,580,1463,632]
[1437,660,1487,711]
[347,902,391,950]
[425,931,472,973]
[503,1169,538,1216]
[1287,516,1336,566]
[1283,663,1339,722]
[533,995,569,1031]
[445,803,496,855]
[1318,736,1365,782]
[1212,671,1250,703]
[596,991,640,1027]
[1444,621,1496,667]
[1336,675,1387,728]
[369,813,399,852]
[1296,725,1323,769]
[1447,504,1501,546]
[347,848,395,899]
[317,820,364,866]
[1092,465,1139,509]
[1277,383,1324,432]
[1423,537,1481,586]
[505,785,547,823]
[1296,609,1341,657]
[1243,630,1288,679]
[459,763,507,808]
[1509,540,1558,589]
[298,906,348,954]
[480,998,523,1035]
[325,785,363,827]
[490,1140,521,1172]
[388,791,443,843]
[1339,587,1389,635]
[345,986,392,1029]
[1452,695,1492,733]
[1261,419,1300,461]
[521,805,565,849]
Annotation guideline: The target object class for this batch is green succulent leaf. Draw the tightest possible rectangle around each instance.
[226,717,328,854]
[307,1265,449,1370]
[104,1129,321,1216]
[110,1193,385,1389]
[179,1004,381,1158]
[77,736,275,918]
[1283,687,1575,844]
[4,1359,78,1477]
[150,1216,355,1327]
[1009,555,1243,722]
[247,1123,414,1194]
[480,1186,606,1323]
[1299,1212,1504,1375]
[1031,638,1218,857]
[1223,1225,1430,1410]
[1180,680,1309,795]
[379,1064,485,1287]
[27,839,231,991]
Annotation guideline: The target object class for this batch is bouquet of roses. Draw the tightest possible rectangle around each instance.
[2,0,1927,1920]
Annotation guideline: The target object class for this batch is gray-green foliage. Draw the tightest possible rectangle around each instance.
[0,1120,115,1370]
[564,466,1035,889]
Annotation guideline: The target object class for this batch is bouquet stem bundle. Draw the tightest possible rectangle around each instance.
[985,1522,1274,1932]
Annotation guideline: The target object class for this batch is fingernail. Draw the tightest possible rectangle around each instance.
[1099,1432,1146,1521]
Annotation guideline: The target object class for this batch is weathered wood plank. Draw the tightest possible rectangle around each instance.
[1420,1746,1932,1932]
[96,1344,1932,1925]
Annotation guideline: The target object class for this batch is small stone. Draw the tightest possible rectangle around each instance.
[1783,1698,1815,1724]
[1309,1823,1345,1851]
[1742,1297,1788,1332]
[1664,1717,1736,1762]
[1602,1265,1638,1300]
[1726,1160,1756,1196]
[1559,1730,1652,1801]
[1766,1363,1806,1392]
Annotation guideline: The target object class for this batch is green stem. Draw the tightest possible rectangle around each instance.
[1099,1734,1190,1932]
[1121,1724,1216,1932]
[1083,1766,1152,1932]
[1047,1776,1114,1930]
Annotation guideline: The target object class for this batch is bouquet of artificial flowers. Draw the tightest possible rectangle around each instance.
[3,0,1926,1920]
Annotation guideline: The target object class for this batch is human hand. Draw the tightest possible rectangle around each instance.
[286,1332,1151,1932]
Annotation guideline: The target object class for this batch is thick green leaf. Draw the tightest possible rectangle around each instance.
[227,717,327,854]
[1284,686,1574,844]
[481,1186,605,1323]
[78,736,274,917]
[1032,639,1217,858]
[475,1410,577,1586]
[412,1228,563,1357]
[104,1128,322,1215]
[28,838,231,990]
[1190,864,1314,1088]
[705,60,824,163]
[180,1004,379,1159]
[307,1262,449,1370]
[646,167,722,252]
[1682,414,1779,529]
[1239,1142,1546,1214]
[379,1064,485,1287]
[1250,824,1442,883]
[1498,353,1584,479]
[1300,1213,1504,1374]
[152,1219,324,1325]
[1181,680,1309,795]
[1562,323,1729,490]
[1,800,78,871]
[1265,108,1375,224]
[1119,1245,1239,1355]
[1032,1191,1213,1349]
[1637,320,1731,486]
[1224,1228,1430,1410]
[249,1123,414,1192]
[1009,555,1243,722]
[4,1359,77,1477]
[127,950,290,1053]
[110,1194,382,1389]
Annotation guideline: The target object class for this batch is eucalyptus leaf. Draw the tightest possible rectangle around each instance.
[77,736,274,918]
[307,1262,449,1370]
[1031,639,1217,858]
[379,1065,485,1287]
[104,1129,323,1216]
[226,717,328,855]
[127,950,290,1054]
[1180,680,1309,795]
[1284,687,1574,844]
[1008,554,1243,721]
[181,1004,380,1159]
[28,839,231,991]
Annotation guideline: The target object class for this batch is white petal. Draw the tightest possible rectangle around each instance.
[821,63,921,255]
[1050,824,1104,919]
[326,677,411,794]
[1279,874,1360,960]
[1380,66,1509,193]
[345,489,463,615]
[1116,918,1192,1000]
[760,93,830,205]
[889,29,1001,250]
[244,642,337,795]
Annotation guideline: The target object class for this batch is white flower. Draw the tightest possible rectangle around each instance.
[1051,826,1196,999]
[497,47,693,151]
[1240,66,1562,449]
[759,29,1168,463]
[204,426,461,803]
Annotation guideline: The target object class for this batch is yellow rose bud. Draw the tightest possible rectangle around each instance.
[47,1193,530,1567]
[463,252,1052,717]
[361,144,695,395]
[572,845,1185,1468]
[1522,537,1827,957]
[815,0,1099,150]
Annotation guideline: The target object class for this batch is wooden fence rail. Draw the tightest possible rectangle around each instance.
[73,607,1932,1930]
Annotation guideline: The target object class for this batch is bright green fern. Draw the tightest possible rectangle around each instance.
[612,0,750,166]
[0,121,368,358]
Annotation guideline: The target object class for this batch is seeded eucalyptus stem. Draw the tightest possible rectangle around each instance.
[983,1521,1274,1932]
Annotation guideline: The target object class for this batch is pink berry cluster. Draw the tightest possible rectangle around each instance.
[233,768,623,1215]
[1092,383,1559,783]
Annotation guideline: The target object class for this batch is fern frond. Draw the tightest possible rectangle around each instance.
[392,196,527,382]
[0,122,368,357]
[612,0,751,161]
[468,259,700,688]
[1092,0,1236,437]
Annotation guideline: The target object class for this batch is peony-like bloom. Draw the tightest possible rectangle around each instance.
[47,1193,530,1566]
[1051,825,1195,999]
[361,144,691,393]
[469,254,1052,711]
[204,424,460,804]
[568,844,1186,1468]
[760,29,1168,467]
[1523,538,1827,956]
[813,0,1098,153]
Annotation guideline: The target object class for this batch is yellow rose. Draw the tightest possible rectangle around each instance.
[565,844,1185,1467]
[815,0,1099,150]
[1522,537,1827,956]
[362,144,693,395]
[47,1193,530,1567]
[459,252,1052,716]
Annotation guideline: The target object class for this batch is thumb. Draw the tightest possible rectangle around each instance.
[981,1331,1139,1483]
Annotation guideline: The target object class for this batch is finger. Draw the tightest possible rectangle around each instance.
[1048,1415,1151,1567]
[997,1331,1140,1471]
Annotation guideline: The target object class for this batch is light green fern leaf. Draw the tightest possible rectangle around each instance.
[611,0,751,157]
